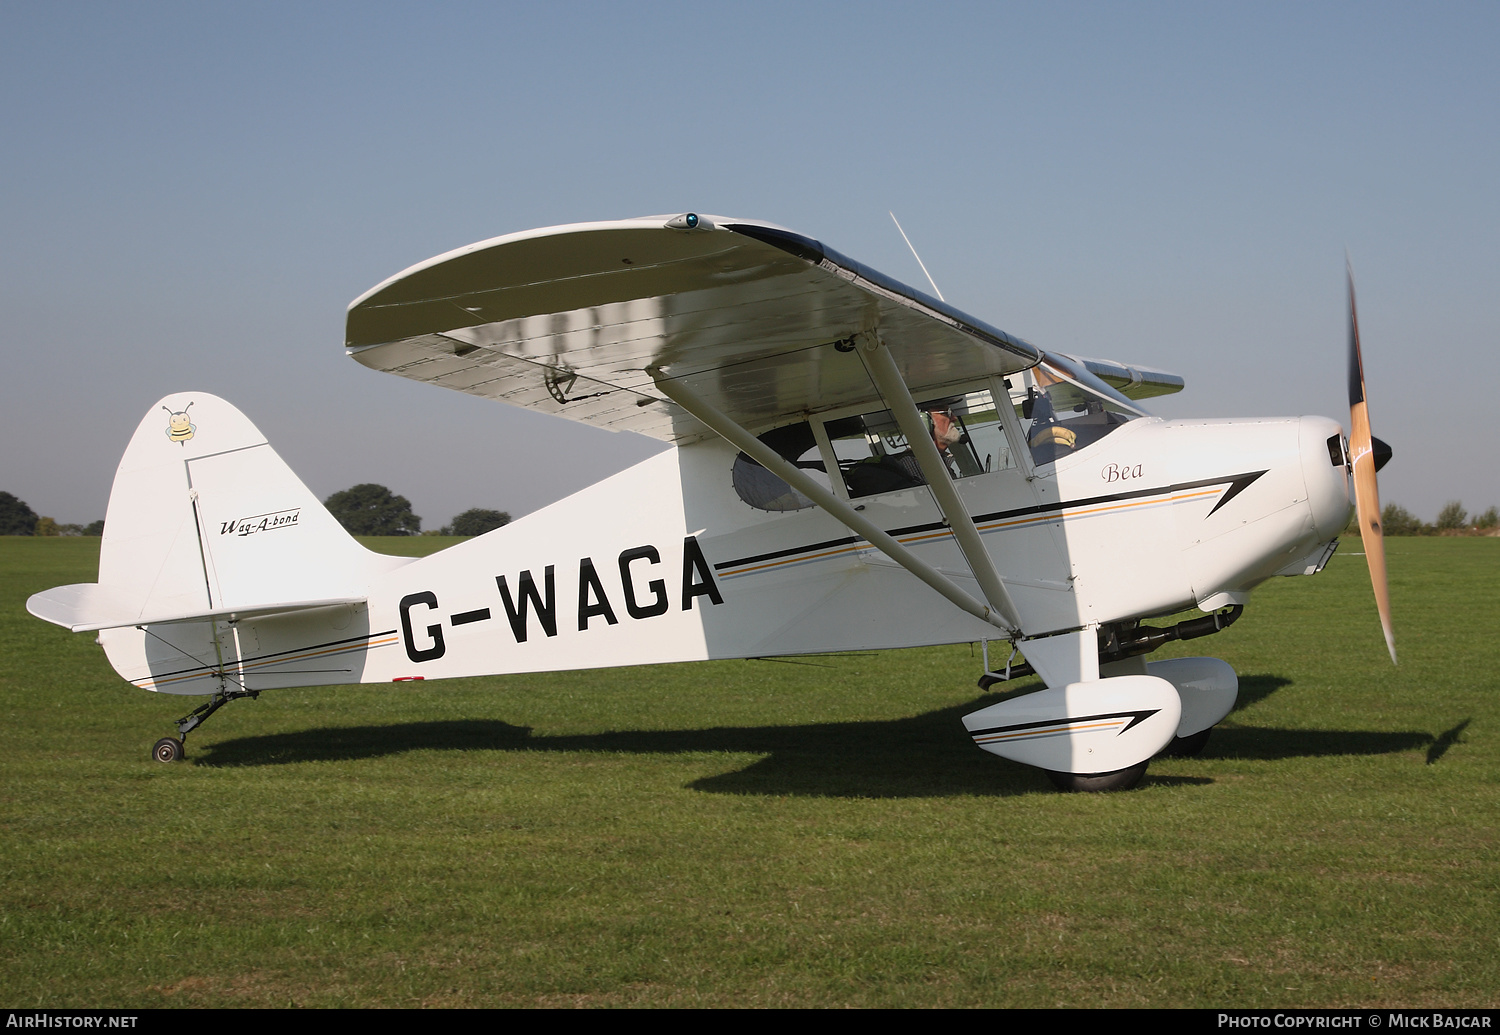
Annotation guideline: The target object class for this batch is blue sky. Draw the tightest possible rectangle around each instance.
[3,2,1496,526]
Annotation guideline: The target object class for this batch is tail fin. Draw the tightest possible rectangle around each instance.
[28,393,407,632]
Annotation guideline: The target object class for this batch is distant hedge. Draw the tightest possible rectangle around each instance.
[1381,501,1499,536]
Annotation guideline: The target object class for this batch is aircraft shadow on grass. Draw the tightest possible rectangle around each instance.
[192,673,1442,796]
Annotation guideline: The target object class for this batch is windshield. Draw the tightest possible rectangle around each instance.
[1008,355,1147,466]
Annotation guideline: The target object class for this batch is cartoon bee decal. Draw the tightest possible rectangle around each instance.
[162,402,195,445]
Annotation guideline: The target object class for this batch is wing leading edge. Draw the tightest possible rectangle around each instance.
[346,215,1180,441]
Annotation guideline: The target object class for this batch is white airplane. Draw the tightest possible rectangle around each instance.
[27,214,1395,790]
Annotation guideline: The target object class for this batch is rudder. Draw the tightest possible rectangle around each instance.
[30,393,407,632]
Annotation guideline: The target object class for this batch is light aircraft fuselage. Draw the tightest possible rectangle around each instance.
[28,213,1379,788]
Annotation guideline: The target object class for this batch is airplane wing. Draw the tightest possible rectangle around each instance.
[346,215,1182,443]
[1070,355,1184,401]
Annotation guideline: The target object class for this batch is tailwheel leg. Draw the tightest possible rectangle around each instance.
[153,688,259,762]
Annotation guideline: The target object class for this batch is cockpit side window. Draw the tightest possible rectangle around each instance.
[825,411,924,498]
[1008,355,1147,467]
[731,422,829,512]
[824,387,1016,500]
[936,388,1015,479]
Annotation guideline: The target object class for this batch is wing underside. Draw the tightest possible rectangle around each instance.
[346,215,1180,441]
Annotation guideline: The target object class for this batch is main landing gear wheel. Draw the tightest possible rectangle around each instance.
[1044,760,1148,793]
[1160,727,1213,758]
[153,737,185,763]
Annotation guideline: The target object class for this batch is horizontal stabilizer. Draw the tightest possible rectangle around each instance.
[27,583,366,633]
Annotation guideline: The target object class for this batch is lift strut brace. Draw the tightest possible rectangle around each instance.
[856,335,1023,632]
[649,367,1018,636]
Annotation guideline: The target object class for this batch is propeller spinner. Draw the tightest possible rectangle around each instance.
[1347,266,1397,664]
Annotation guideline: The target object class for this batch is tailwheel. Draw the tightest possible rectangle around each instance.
[1044,760,1148,793]
[153,737,185,763]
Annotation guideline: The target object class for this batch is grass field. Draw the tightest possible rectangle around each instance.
[1,535,1496,1008]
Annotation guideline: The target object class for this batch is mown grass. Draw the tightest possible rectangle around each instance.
[1,536,1495,1007]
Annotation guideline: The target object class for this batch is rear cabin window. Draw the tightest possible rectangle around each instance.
[730,422,828,512]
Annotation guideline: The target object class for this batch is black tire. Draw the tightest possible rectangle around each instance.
[153,737,184,763]
[1160,727,1212,758]
[1044,760,1148,792]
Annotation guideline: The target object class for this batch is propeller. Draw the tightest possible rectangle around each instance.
[1346,264,1397,664]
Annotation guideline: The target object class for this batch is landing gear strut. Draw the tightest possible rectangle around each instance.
[151,688,259,762]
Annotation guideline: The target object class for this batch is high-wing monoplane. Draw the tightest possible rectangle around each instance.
[28,214,1394,790]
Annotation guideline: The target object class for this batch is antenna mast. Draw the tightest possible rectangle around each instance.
[889,211,945,302]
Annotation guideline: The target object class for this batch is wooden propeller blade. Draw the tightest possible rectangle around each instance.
[1347,267,1397,664]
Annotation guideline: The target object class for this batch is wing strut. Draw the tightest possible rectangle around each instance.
[857,334,1024,633]
[649,368,1020,637]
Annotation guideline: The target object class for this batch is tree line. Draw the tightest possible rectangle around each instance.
[0,486,509,538]
[322,484,509,537]
[1380,500,1499,536]
[0,492,102,536]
